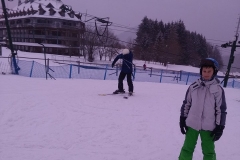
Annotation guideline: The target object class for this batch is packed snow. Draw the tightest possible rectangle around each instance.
[0,71,240,160]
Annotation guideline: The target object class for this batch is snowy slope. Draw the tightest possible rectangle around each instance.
[0,74,240,160]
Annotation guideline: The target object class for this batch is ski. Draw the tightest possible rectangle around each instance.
[98,93,126,96]
[98,93,133,99]
[98,93,115,96]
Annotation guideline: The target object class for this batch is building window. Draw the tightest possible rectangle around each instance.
[52,31,58,36]
[63,21,72,26]
[39,9,46,15]
[61,32,66,36]
[10,21,15,25]
[16,20,22,24]
[24,19,31,23]
[37,19,46,23]
[59,11,65,17]
[52,40,57,44]
[35,30,44,35]
[49,9,56,16]
[72,33,77,37]
[35,39,42,43]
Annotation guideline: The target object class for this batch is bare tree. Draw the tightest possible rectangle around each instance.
[106,45,119,61]
[98,47,104,61]
[126,38,135,51]
[83,25,100,62]
[101,29,122,61]
[83,25,122,62]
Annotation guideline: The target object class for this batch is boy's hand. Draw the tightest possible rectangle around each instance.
[210,125,225,141]
[180,116,188,134]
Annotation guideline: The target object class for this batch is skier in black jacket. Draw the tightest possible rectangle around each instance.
[112,49,134,96]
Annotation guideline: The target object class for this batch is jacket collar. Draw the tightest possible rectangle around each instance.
[198,78,219,87]
[190,78,220,91]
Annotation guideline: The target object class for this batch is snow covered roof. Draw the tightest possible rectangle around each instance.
[1,0,82,22]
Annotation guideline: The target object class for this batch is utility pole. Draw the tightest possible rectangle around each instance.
[38,43,47,80]
[221,16,240,87]
[1,0,19,74]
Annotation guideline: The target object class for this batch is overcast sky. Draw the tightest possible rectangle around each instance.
[4,0,240,46]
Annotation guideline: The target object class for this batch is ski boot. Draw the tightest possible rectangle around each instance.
[129,92,133,96]
[113,89,125,94]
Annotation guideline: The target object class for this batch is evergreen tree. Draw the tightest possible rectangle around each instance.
[133,17,222,67]
[135,16,153,60]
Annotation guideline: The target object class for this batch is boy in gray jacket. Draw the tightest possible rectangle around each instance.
[178,58,227,160]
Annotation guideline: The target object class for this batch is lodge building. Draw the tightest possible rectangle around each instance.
[0,0,85,56]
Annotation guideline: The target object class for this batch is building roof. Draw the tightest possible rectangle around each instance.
[1,0,82,22]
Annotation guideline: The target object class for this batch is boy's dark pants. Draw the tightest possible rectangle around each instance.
[118,71,133,92]
[179,127,216,160]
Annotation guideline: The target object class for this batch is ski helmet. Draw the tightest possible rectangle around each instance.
[200,58,219,76]
[122,49,130,55]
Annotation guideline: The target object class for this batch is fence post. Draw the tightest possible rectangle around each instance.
[177,72,179,83]
[160,69,163,83]
[232,79,235,88]
[133,66,136,81]
[47,58,50,73]
[179,70,182,81]
[186,72,190,85]
[69,64,72,79]
[77,61,80,74]
[29,61,35,77]
[116,65,119,76]
[104,64,108,80]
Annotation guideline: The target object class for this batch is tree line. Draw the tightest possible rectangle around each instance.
[82,17,223,69]
[133,16,223,68]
